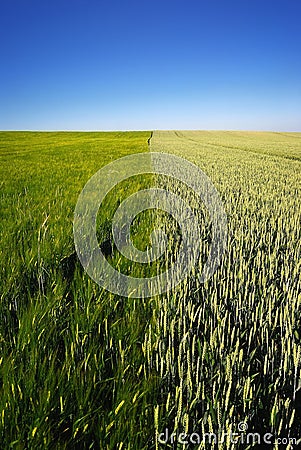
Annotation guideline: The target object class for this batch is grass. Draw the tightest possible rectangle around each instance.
[150,130,301,449]
[0,131,158,449]
[0,130,301,449]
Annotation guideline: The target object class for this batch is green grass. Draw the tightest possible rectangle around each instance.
[0,130,301,449]
[0,131,158,449]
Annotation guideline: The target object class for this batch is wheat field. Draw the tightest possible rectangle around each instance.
[0,130,300,449]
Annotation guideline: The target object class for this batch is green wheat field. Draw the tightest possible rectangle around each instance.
[0,130,301,449]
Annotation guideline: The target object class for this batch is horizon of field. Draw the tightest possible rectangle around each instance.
[1,128,301,133]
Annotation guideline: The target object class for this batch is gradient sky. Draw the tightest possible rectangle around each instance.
[1,0,300,131]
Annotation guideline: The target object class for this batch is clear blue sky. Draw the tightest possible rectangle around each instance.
[1,0,300,131]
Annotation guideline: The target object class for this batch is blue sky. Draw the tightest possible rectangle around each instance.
[1,0,300,131]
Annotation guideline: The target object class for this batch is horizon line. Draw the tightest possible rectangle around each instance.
[0,128,301,133]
